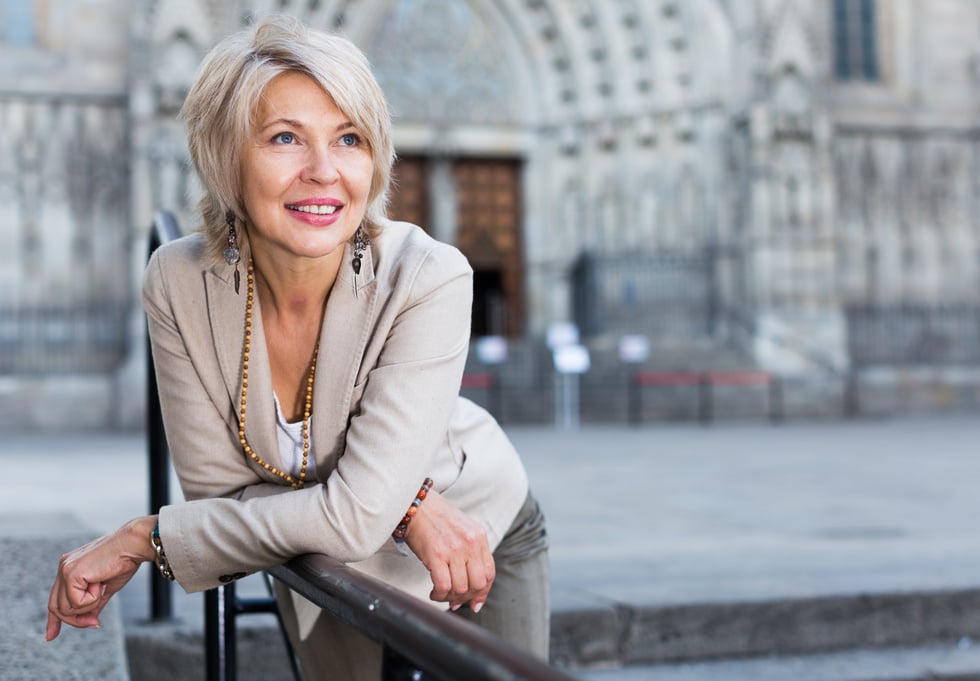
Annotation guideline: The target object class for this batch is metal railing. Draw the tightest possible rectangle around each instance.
[145,211,577,681]
[270,555,576,681]
[627,369,783,425]
[147,210,181,622]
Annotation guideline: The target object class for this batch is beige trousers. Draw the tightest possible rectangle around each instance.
[274,493,550,681]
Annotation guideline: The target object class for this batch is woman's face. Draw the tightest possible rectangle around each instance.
[240,71,374,264]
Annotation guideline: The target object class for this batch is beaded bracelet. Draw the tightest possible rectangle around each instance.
[392,477,434,543]
[150,521,176,581]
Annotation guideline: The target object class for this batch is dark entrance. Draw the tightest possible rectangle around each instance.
[472,269,505,337]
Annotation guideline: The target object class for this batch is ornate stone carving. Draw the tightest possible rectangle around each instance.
[366,0,518,124]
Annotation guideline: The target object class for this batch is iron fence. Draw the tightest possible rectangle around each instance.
[572,250,716,340]
[0,304,128,373]
[847,304,980,365]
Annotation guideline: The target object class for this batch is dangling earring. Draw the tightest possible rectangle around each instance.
[351,226,367,298]
[224,210,241,294]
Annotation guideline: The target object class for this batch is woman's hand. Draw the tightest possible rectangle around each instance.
[46,515,158,641]
[403,490,495,613]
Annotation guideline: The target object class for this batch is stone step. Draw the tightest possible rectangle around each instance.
[573,641,980,681]
[120,586,980,681]
[125,617,291,681]
[550,589,980,669]
[1,513,130,681]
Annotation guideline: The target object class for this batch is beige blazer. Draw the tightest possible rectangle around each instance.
[146,220,529,613]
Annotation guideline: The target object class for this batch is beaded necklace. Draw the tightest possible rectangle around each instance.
[238,261,318,490]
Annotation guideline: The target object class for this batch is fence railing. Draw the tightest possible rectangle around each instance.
[145,211,577,681]
[628,369,783,425]
[847,304,980,366]
[270,556,577,681]
[571,250,715,340]
[147,210,181,622]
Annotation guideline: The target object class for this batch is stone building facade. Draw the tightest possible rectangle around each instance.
[2,0,979,429]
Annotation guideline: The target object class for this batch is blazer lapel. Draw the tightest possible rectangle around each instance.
[312,240,377,478]
[206,265,281,479]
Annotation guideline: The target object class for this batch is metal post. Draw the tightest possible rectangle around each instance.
[206,584,236,681]
[490,371,503,424]
[554,373,580,431]
[769,376,784,423]
[844,369,860,418]
[628,374,641,426]
[381,646,428,681]
[555,373,573,430]
[147,322,172,621]
[698,374,713,424]
[147,212,181,622]
[568,373,579,430]
[553,373,562,429]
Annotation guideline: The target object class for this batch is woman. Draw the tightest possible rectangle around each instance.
[46,15,549,679]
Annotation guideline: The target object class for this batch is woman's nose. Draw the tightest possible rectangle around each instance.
[302,146,340,184]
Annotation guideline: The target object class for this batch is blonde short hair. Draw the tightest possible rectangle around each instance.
[179,15,394,262]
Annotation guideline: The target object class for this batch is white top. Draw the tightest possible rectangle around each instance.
[273,394,317,481]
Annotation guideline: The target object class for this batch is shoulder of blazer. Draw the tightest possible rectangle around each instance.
[146,233,213,283]
[144,233,235,309]
[372,220,472,288]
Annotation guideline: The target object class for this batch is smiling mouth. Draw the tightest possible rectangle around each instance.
[287,204,339,215]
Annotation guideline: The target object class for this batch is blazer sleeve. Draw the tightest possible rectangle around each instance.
[147,242,473,593]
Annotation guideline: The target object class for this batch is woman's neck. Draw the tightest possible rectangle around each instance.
[250,249,343,324]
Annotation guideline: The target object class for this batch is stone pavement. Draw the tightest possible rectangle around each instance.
[0,514,129,681]
[4,415,980,679]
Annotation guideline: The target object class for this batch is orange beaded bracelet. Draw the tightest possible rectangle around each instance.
[392,477,434,542]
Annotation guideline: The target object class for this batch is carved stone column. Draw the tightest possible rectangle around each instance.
[737,5,847,375]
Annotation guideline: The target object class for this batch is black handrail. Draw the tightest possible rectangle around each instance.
[147,210,182,621]
[145,210,573,681]
[271,555,579,681]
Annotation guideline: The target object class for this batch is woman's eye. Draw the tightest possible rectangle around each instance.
[340,133,360,147]
[273,132,296,144]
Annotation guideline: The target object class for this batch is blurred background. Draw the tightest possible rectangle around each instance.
[5,4,980,679]
[2,0,980,431]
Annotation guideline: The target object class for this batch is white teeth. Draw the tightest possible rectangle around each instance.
[290,204,338,215]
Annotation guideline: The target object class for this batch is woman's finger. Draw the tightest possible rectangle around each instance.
[45,612,62,642]
[447,555,470,610]
[69,579,103,611]
[427,558,452,603]
[55,578,96,616]
[48,586,106,640]
[464,553,489,594]
[464,556,492,613]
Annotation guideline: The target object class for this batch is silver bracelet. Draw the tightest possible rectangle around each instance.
[150,522,176,581]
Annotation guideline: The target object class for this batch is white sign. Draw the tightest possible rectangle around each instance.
[546,322,579,349]
[553,344,591,374]
[618,334,650,364]
[475,336,508,365]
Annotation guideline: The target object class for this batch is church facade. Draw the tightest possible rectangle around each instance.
[2,0,979,428]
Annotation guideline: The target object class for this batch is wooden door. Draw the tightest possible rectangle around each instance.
[387,155,524,338]
[453,159,524,337]
[388,156,429,231]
